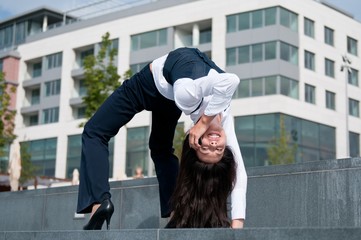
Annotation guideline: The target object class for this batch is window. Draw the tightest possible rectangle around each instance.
[45,79,61,96]
[305,84,315,104]
[79,48,94,67]
[325,58,335,78]
[42,107,59,124]
[304,50,315,71]
[252,10,263,28]
[31,88,40,105]
[348,68,359,86]
[349,98,359,117]
[226,41,277,66]
[226,7,277,33]
[78,80,87,97]
[0,59,3,71]
[0,143,10,173]
[22,138,57,177]
[29,114,39,126]
[66,135,114,179]
[326,91,335,110]
[280,42,298,65]
[32,62,42,78]
[235,113,336,166]
[252,43,263,62]
[46,52,62,69]
[238,12,250,31]
[126,126,150,177]
[347,36,358,56]
[238,45,250,64]
[131,29,167,51]
[304,17,314,38]
[281,76,299,99]
[233,75,294,99]
[265,41,277,60]
[265,7,277,26]
[324,27,334,46]
[0,25,14,49]
[199,29,212,44]
[349,132,360,157]
[76,107,86,119]
[280,7,298,32]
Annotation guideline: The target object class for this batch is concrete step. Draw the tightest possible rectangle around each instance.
[1,228,361,240]
[0,157,360,231]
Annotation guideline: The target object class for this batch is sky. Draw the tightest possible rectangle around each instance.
[0,0,361,22]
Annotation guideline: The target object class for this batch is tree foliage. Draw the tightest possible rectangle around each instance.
[267,116,297,165]
[173,124,186,160]
[81,32,121,126]
[0,71,16,159]
[19,142,38,187]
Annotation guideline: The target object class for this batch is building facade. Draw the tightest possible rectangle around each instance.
[0,0,360,181]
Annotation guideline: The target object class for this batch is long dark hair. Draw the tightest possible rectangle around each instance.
[167,134,237,228]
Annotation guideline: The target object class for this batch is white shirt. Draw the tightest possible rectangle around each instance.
[151,54,247,220]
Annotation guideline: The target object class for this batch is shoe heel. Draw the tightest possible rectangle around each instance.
[106,216,111,230]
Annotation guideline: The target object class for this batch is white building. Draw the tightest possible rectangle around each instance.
[0,0,360,181]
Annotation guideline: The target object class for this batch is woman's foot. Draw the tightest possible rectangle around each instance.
[83,199,114,230]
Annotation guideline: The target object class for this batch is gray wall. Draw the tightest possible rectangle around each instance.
[0,158,360,231]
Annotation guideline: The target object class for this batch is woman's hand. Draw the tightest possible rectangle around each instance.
[231,219,244,229]
[189,114,216,150]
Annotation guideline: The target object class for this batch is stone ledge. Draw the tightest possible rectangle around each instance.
[1,228,361,240]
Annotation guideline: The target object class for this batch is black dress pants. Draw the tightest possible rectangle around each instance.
[76,64,182,218]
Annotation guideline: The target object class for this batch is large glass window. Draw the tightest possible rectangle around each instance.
[45,79,61,97]
[349,98,359,117]
[226,7,277,33]
[324,26,334,46]
[280,7,298,32]
[326,91,335,110]
[280,42,298,65]
[66,135,114,178]
[235,113,336,166]
[349,132,360,157]
[304,50,315,71]
[131,28,167,51]
[0,144,10,173]
[234,75,296,99]
[126,127,150,177]
[0,25,14,49]
[226,41,277,66]
[22,138,57,177]
[252,43,263,62]
[31,88,40,105]
[130,62,150,75]
[0,59,3,71]
[305,84,316,104]
[325,58,335,78]
[238,45,250,64]
[348,68,359,86]
[32,62,42,78]
[29,114,39,126]
[46,52,62,69]
[347,36,358,56]
[304,17,314,38]
[42,107,59,124]
[280,76,299,99]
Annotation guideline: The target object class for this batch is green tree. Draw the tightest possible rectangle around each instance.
[173,123,186,160]
[19,142,38,188]
[0,71,16,161]
[80,32,121,126]
[267,116,297,165]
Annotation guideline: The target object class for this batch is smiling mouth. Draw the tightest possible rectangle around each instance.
[208,133,221,140]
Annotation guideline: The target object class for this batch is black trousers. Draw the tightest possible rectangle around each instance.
[76,64,182,218]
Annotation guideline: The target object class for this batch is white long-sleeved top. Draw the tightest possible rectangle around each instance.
[151,54,247,220]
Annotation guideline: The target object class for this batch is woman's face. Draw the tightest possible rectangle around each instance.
[196,115,226,164]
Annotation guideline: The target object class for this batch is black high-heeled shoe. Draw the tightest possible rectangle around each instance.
[83,199,114,230]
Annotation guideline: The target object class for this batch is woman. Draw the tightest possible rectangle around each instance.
[166,129,237,228]
[77,47,247,230]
